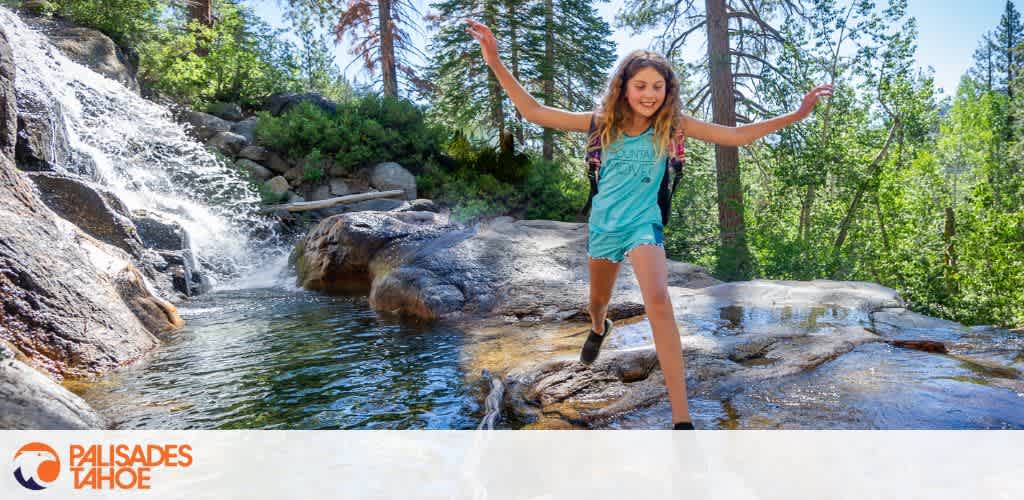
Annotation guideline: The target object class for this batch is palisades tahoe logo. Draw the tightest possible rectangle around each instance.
[11,442,193,491]
[12,443,60,490]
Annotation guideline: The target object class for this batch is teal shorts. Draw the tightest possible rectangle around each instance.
[587,222,665,263]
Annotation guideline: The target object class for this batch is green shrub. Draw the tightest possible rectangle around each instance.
[522,158,588,221]
[255,94,447,172]
[302,166,323,183]
[300,148,325,182]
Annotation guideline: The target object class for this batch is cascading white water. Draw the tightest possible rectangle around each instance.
[1,8,286,286]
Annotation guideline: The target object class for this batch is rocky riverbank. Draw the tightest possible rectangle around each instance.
[294,209,1024,429]
[0,24,181,428]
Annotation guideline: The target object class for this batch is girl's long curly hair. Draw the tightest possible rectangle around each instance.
[591,50,683,159]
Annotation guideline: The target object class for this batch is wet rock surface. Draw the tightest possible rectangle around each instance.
[472,281,1023,429]
[0,29,180,429]
[295,212,718,321]
[14,87,71,170]
[20,14,139,93]
[28,171,144,257]
[0,342,106,429]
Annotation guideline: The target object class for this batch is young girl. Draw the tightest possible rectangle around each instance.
[466,19,832,430]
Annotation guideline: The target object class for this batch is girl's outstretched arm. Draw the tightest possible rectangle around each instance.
[466,19,591,132]
[680,84,834,146]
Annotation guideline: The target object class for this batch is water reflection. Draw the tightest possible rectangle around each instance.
[67,287,480,429]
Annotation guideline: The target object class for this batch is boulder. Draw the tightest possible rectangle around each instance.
[20,15,139,93]
[207,101,244,121]
[0,343,106,429]
[329,178,350,196]
[28,171,144,258]
[407,198,440,213]
[182,110,230,141]
[310,183,332,201]
[264,92,337,116]
[264,152,291,174]
[284,165,304,181]
[130,209,189,251]
[236,158,272,181]
[0,29,14,158]
[238,145,268,163]
[231,117,259,143]
[205,131,247,156]
[265,175,289,196]
[294,213,718,320]
[126,210,207,299]
[14,88,72,171]
[1,163,178,381]
[367,162,416,200]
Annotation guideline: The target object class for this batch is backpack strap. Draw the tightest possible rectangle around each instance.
[658,128,686,226]
[580,113,602,217]
[668,129,685,197]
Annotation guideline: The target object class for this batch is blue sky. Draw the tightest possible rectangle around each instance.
[252,0,1011,100]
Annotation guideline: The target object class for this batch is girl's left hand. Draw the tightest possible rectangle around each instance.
[795,83,833,119]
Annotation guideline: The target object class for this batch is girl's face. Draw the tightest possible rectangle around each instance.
[624,66,666,119]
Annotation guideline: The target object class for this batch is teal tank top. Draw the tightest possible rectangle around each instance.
[588,126,666,233]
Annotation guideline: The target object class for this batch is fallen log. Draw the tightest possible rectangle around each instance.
[259,190,406,213]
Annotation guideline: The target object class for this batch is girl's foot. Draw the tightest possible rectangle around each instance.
[673,421,695,430]
[580,318,613,365]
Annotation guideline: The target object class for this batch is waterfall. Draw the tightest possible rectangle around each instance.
[1,8,286,287]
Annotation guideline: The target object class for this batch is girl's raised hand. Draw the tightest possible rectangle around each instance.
[795,83,834,119]
[465,19,499,67]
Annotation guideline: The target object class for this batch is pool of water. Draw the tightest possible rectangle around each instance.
[66,284,482,430]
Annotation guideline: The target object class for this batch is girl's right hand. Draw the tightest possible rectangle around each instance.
[465,19,499,67]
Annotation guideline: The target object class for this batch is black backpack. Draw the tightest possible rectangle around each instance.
[579,114,686,226]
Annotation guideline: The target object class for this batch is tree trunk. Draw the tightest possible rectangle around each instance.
[484,0,504,138]
[541,0,554,160]
[798,184,815,241]
[188,0,212,26]
[188,0,213,57]
[506,0,525,145]
[706,0,752,279]
[943,206,957,295]
[378,0,398,97]
[832,121,899,259]
[874,194,909,291]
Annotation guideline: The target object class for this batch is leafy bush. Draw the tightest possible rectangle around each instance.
[417,162,518,223]
[522,158,588,221]
[255,94,447,172]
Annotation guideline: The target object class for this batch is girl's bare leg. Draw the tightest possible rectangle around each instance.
[627,244,693,424]
[588,257,621,334]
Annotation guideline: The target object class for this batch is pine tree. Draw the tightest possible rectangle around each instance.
[970,31,997,92]
[422,0,526,141]
[424,0,612,158]
[993,0,1024,98]
[528,0,614,160]
[284,0,424,98]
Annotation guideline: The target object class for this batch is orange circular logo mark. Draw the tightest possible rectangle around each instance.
[13,442,61,490]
